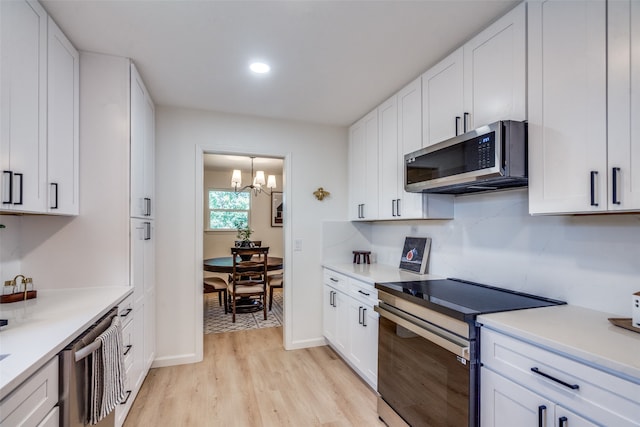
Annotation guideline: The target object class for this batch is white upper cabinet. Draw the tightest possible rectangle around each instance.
[528,0,621,215]
[47,17,79,215]
[377,95,399,220]
[422,48,464,147]
[0,0,47,213]
[1,0,79,215]
[608,0,640,212]
[130,64,155,219]
[421,3,525,148]
[348,109,378,220]
[463,2,526,131]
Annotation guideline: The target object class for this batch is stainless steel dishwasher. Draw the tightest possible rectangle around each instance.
[59,307,118,427]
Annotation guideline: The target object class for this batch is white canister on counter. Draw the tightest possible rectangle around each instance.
[633,292,640,328]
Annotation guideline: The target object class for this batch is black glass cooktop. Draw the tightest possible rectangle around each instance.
[376,278,565,322]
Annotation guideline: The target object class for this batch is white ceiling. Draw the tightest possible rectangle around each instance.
[41,0,520,127]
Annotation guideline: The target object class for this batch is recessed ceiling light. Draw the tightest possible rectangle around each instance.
[250,62,270,74]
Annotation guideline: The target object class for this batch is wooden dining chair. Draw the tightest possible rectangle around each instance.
[267,273,283,311]
[203,276,228,313]
[228,247,269,323]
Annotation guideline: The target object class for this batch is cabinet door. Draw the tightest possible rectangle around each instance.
[322,285,338,343]
[481,367,554,427]
[528,0,607,214]
[130,219,152,304]
[556,406,599,427]
[422,48,464,147]
[143,290,156,371]
[347,299,367,368]
[362,110,379,220]
[463,2,526,130]
[396,77,425,218]
[0,0,47,213]
[130,65,155,219]
[378,95,398,220]
[360,305,378,388]
[608,0,640,211]
[47,17,79,215]
[348,119,366,220]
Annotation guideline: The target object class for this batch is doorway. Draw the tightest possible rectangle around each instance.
[202,154,285,335]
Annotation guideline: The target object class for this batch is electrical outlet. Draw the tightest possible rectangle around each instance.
[294,239,303,252]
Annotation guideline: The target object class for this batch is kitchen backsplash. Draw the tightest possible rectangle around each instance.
[323,190,640,316]
[0,215,22,284]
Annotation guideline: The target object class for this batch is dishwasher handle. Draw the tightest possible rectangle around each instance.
[375,302,470,360]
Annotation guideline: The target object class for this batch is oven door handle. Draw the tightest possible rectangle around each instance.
[375,303,470,361]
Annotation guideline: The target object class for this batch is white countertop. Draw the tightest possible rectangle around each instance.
[323,262,443,284]
[0,286,132,400]
[478,305,640,383]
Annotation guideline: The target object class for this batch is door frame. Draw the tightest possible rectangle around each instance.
[195,146,292,357]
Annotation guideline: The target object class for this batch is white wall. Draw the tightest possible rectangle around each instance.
[328,189,639,317]
[154,106,348,366]
[0,216,22,285]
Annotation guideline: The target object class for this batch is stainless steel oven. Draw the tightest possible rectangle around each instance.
[376,290,475,427]
[374,278,565,427]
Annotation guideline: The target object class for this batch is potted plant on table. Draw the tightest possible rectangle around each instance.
[234,220,255,260]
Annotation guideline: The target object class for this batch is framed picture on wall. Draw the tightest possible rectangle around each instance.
[271,192,283,227]
[399,237,431,274]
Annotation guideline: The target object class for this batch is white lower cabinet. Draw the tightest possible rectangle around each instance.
[323,269,378,390]
[480,328,640,427]
[0,357,58,427]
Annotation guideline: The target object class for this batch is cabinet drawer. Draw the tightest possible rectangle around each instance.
[0,357,59,427]
[118,294,134,326]
[121,318,134,372]
[347,278,378,306]
[481,328,640,426]
[323,269,348,291]
[37,406,59,427]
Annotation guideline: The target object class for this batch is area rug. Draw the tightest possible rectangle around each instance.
[204,289,282,334]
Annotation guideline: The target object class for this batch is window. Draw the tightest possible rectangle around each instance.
[207,189,251,230]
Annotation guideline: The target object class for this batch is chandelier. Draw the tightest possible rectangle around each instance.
[231,156,276,196]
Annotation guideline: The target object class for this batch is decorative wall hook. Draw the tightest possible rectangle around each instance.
[313,187,330,201]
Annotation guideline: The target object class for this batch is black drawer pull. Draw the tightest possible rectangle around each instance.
[531,367,579,390]
[358,290,370,296]
[123,344,133,356]
[330,277,338,282]
[120,308,133,318]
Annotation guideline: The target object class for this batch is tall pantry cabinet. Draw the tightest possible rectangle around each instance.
[80,53,156,427]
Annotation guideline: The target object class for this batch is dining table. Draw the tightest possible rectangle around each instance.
[203,256,283,313]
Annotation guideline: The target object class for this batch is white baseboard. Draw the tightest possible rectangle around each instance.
[285,336,326,350]
[151,353,201,368]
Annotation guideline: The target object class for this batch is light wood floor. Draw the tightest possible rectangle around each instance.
[124,327,384,426]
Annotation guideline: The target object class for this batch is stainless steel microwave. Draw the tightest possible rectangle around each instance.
[404,120,527,194]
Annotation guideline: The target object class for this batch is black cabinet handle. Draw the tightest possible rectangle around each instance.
[330,277,338,282]
[361,204,365,219]
[463,112,470,133]
[559,416,568,427]
[144,222,151,240]
[358,289,370,296]
[612,167,621,205]
[2,171,12,204]
[144,197,151,216]
[50,183,58,209]
[362,308,367,327]
[123,344,133,356]
[120,308,133,318]
[590,171,599,206]
[531,367,579,390]
[391,199,396,217]
[358,306,363,325]
[455,116,461,136]
[396,199,401,217]
[13,173,23,205]
[538,405,546,427]
[119,390,132,405]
